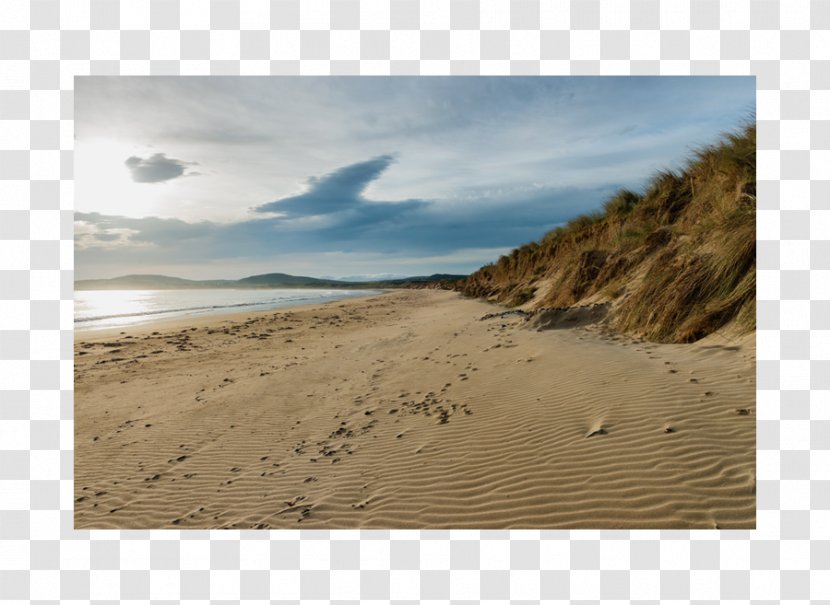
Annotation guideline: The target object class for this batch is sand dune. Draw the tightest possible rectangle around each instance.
[74,290,755,529]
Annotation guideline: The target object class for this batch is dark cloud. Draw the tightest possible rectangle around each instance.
[254,155,423,219]
[124,153,196,183]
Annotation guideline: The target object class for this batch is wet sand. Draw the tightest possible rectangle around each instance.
[74,289,755,529]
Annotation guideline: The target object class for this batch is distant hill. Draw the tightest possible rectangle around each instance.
[453,122,756,343]
[236,273,344,287]
[75,272,467,291]
[389,274,464,283]
[74,274,234,290]
[368,274,467,288]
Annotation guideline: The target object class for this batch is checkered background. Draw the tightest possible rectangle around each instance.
[0,0,826,602]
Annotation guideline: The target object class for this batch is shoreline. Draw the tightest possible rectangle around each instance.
[75,289,755,529]
[74,289,394,338]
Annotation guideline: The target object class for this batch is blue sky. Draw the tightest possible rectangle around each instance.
[74,76,754,280]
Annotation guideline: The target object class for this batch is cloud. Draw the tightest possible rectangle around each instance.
[76,77,755,225]
[249,155,430,240]
[124,153,196,183]
[75,161,619,278]
[255,154,421,218]
[73,77,756,280]
[76,157,623,259]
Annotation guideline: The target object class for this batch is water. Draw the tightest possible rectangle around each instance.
[75,288,384,331]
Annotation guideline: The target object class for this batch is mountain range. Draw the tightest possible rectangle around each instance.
[75,272,466,291]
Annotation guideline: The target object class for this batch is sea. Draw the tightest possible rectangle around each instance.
[74,288,384,331]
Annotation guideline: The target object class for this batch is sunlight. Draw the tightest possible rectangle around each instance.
[74,137,175,218]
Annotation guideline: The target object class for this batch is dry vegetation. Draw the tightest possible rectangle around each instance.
[455,122,756,343]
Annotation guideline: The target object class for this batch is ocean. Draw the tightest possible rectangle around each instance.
[74,288,384,331]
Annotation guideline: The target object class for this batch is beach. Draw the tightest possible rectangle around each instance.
[74,289,755,529]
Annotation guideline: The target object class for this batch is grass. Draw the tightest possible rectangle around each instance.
[455,121,756,343]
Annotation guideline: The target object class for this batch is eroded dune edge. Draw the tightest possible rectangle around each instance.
[75,289,755,530]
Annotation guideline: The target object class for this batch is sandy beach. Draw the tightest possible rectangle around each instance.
[74,289,755,529]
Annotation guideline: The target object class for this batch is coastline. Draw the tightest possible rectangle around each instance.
[75,289,755,529]
[74,290,393,338]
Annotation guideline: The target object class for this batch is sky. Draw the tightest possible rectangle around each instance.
[74,76,754,281]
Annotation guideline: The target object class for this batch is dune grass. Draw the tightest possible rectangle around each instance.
[456,121,756,343]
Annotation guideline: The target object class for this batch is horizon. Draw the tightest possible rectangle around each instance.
[75,270,467,283]
[75,76,755,281]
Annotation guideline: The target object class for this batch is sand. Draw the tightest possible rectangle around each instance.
[74,289,755,529]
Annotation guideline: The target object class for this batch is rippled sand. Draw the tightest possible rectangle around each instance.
[74,289,755,529]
